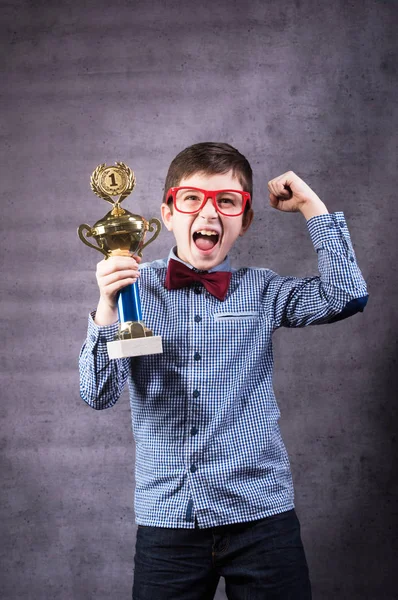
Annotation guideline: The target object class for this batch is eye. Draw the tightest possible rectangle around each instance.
[218,195,237,206]
[184,194,201,202]
[178,190,203,203]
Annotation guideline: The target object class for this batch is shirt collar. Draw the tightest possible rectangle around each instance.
[167,247,232,273]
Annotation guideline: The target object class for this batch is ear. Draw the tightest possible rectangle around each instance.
[239,208,254,236]
[161,202,174,232]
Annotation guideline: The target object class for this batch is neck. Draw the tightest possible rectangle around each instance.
[171,247,230,273]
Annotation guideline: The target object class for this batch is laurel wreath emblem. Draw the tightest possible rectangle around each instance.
[90,162,136,206]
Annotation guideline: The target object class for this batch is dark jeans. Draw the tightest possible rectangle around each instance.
[132,508,312,599]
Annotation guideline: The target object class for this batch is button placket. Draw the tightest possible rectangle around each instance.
[187,287,205,479]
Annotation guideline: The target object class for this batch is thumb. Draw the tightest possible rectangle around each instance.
[269,193,279,207]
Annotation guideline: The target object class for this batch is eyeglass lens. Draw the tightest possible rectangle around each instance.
[175,188,245,214]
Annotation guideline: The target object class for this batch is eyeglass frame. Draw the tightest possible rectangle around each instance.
[166,186,252,217]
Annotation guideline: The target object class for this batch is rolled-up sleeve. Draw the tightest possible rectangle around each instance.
[267,211,369,329]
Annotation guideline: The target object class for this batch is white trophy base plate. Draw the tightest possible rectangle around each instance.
[107,336,163,359]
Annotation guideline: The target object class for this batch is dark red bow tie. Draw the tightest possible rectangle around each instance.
[165,259,231,301]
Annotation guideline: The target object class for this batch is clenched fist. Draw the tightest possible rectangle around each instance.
[268,171,328,219]
[94,254,141,325]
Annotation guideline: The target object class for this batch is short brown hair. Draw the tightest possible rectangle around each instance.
[163,142,253,204]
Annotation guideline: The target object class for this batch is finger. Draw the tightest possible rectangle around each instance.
[269,193,279,208]
[108,255,140,269]
[272,184,289,200]
[273,175,293,199]
[269,172,296,198]
[267,180,279,198]
[279,184,293,200]
[112,252,143,263]
[275,170,295,185]
[98,255,140,267]
[267,179,277,195]
[102,278,139,298]
[268,178,286,199]
[97,256,140,276]
[98,268,140,287]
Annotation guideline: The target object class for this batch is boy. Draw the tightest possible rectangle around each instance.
[79,142,368,599]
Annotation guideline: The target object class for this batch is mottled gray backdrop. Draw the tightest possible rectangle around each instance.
[1,0,397,598]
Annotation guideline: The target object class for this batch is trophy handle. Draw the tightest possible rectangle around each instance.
[138,218,162,257]
[78,224,108,258]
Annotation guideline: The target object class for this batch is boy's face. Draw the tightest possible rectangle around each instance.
[161,170,253,271]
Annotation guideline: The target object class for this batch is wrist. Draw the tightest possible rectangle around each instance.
[299,197,329,221]
[94,296,118,326]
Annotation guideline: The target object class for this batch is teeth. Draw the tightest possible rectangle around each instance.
[196,230,218,236]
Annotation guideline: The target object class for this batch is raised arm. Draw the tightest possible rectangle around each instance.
[265,171,368,328]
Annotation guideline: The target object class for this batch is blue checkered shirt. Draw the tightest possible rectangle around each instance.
[79,211,368,528]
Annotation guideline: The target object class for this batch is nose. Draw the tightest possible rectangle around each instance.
[199,196,218,218]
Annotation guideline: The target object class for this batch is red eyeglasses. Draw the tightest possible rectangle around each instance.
[167,187,251,217]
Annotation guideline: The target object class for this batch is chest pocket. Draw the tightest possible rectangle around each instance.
[213,311,259,322]
[211,311,261,361]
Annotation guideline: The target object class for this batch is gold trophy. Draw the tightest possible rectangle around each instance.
[78,162,163,358]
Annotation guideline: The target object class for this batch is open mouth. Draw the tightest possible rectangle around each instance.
[193,230,220,251]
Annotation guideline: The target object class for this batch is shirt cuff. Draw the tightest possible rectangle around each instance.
[307,211,353,252]
[86,311,119,353]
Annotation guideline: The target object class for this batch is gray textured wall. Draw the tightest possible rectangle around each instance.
[1,0,397,598]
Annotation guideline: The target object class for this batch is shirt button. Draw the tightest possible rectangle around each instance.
[349,256,355,262]
[194,352,201,361]
[328,222,335,228]
[194,315,202,323]
[193,390,200,398]
[190,464,197,473]
[190,427,198,436]
[339,221,345,227]
[194,286,202,294]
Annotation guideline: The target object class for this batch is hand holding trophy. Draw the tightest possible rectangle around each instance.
[78,162,163,358]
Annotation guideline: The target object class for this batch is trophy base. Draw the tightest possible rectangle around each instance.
[107,335,163,359]
[117,320,153,340]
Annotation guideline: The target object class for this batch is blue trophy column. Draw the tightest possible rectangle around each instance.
[117,282,142,324]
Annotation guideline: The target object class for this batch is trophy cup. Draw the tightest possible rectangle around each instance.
[78,162,163,359]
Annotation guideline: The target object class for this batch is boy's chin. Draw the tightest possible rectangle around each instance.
[190,255,227,271]
[177,247,223,271]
